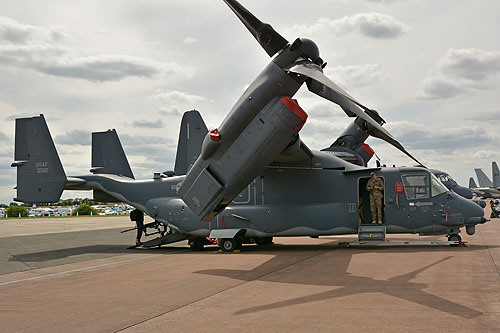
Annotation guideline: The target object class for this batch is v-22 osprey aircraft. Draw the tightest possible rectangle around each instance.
[11,0,487,251]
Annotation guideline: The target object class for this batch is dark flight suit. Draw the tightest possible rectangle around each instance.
[366,177,384,224]
[130,209,144,245]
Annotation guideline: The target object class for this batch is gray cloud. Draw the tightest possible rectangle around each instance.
[131,119,165,129]
[382,121,493,151]
[288,12,409,39]
[0,16,193,82]
[55,130,91,146]
[0,16,67,44]
[421,48,500,99]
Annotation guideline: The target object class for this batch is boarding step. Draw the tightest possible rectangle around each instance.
[358,224,386,242]
[141,232,188,248]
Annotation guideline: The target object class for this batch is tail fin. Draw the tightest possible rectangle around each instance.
[174,110,208,175]
[475,168,493,187]
[11,115,67,203]
[469,177,477,189]
[91,129,134,179]
[492,162,500,187]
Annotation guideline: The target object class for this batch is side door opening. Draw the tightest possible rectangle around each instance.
[358,176,385,225]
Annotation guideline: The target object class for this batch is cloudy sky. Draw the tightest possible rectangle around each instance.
[1,0,500,204]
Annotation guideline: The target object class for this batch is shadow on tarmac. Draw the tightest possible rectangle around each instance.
[195,242,491,319]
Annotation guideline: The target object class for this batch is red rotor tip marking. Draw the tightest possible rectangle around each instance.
[361,143,374,157]
[209,128,220,142]
[280,97,308,130]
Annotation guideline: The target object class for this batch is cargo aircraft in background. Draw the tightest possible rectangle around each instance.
[11,0,487,252]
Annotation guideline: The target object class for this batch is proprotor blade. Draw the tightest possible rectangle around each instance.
[222,0,289,57]
[288,61,424,167]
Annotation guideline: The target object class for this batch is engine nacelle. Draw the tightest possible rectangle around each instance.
[178,96,307,221]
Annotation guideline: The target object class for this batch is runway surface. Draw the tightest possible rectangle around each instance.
[1,215,499,332]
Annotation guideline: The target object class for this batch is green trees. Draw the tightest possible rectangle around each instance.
[72,204,98,216]
[6,205,29,217]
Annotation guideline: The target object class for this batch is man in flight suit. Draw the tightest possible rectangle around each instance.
[130,209,144,246]
[366,172,384,224]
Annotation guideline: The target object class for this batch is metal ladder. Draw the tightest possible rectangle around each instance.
[358,224,386,242]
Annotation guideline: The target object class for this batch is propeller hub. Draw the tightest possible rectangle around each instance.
[290,38,323,66]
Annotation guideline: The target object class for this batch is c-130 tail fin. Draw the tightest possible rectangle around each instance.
[11,115,67,203]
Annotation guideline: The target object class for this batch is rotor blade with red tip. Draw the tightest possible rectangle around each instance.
[288,61,424,166]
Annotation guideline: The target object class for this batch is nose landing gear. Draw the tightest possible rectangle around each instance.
[447,233,461,246]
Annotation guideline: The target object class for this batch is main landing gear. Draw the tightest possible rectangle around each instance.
[218,238,243,252]
[447,233,461,246]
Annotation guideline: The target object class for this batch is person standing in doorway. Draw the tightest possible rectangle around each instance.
[366,172,384,224]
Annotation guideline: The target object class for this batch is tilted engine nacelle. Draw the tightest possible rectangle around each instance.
[322,117,375,166]
[178,96,307,221]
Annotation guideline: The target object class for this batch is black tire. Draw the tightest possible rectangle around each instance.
[448,234,461,246]
[219,238,238,252]
[189,238,204,251]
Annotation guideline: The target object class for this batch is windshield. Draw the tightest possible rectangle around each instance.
[431,173,449,197]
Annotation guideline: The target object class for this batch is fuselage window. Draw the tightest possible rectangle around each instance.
[401,174,429,200]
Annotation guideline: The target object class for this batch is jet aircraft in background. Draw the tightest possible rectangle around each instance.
[469,162,500,199]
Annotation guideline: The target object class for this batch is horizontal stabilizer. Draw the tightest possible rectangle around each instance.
[11,115,66,203]
[91,129,134,179]
[475,168,493,187]
[174,110,208,175]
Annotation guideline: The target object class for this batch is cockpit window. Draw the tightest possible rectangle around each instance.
[437,173,451,182]
[431,173,448,197]
[401,174,429,199]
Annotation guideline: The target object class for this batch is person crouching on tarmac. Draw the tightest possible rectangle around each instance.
[130,209,144,246]
[366,172,384,224]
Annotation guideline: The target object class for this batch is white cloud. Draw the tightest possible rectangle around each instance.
[325,64,382,90]
[131,119,165,129]
[288,12,409,39]
[420,48,500,99]
[183,37,197,44]
[150,89,205,103]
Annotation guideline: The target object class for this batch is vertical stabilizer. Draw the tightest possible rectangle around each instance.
[11,115,67,203]
[91,129,134,179]
[475,168,493,187]
[174,110,208,175]
[492,162,500,187]
[469,177,477,189]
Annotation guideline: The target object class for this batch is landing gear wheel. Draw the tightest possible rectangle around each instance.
[219,238,238,252]
[188,237,205,251]
[448,234,461,246]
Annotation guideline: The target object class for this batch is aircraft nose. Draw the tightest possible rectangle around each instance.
[465,200,487,225]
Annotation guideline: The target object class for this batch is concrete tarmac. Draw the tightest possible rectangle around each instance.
[0,215,499,332]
